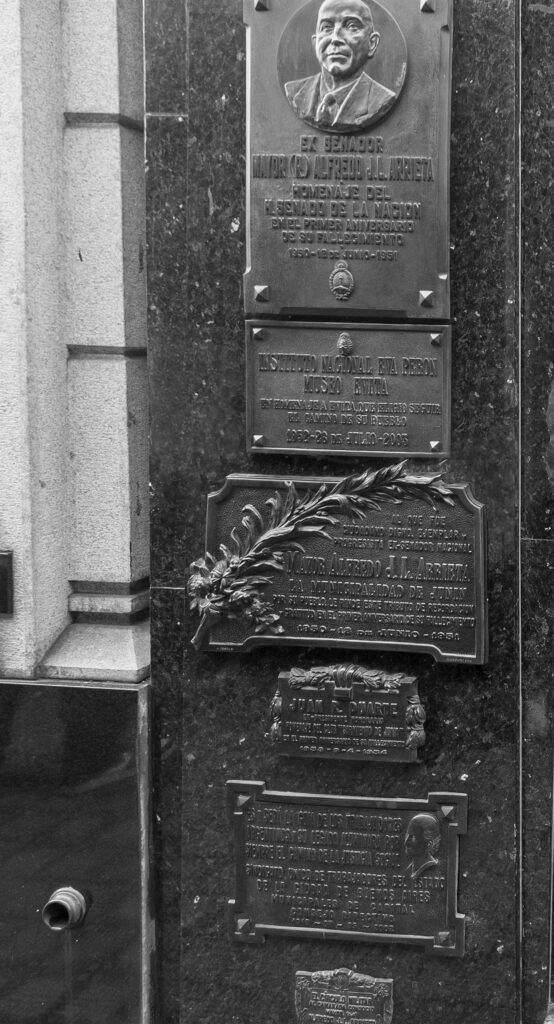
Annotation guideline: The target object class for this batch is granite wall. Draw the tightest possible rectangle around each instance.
[522,0,554,1020]
[145,1,552,1020]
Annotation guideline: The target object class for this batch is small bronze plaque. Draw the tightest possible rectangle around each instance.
[295,969,394,1024]
[227,781,467,955]
[268,665,425,762]
[243,0,452,319]
[246,321,450,458]
[188,465,487,663]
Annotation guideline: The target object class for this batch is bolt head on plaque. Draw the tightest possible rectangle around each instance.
[254,284,270,302]
[329,261,354,301]
[295,970,394,1024]
[419,290,435,307]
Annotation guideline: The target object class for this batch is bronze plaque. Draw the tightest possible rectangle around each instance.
[246,321,450,458]
[227,782,467,955]
[243,0,452,319]
[268,665,425,762]
[188,465,487,663]
[295,969,394,1024]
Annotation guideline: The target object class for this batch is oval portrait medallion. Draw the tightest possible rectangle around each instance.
[278,0,408,134]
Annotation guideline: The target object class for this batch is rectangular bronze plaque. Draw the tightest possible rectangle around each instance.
[268,666,425,762]
[189,467,487,663]
[295,969,393,1024]
[227,782,467,955]
[246,321,450,458]
[243,0,452,319]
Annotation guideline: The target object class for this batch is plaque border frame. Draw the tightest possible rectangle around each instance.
[204,474,488,663]
[227,781,467,956]
[245,320,452,459]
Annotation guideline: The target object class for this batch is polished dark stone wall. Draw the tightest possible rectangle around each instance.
[144,1,546,1020]
[522,0,554,542]
[522,539,554,1022]
[521,0,554,1020]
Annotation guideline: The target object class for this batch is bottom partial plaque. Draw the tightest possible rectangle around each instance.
[295,969,393,1024]
[227,782,467,956]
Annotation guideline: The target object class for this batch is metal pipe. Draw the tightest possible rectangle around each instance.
[42,887,91,931]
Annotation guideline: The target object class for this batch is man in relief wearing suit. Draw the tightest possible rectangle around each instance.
[285,0,396,133]
[404,813,441,880]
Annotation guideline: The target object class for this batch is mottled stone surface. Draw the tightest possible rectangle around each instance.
[145,0,534,1021]
[522,540,554,1023]
[522,0,554,542]
[521,1,554,1019]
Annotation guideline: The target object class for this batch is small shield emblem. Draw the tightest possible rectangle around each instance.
[329,260,355,301]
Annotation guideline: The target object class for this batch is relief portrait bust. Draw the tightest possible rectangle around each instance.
[404,813,441,880]
[285,0,397,133]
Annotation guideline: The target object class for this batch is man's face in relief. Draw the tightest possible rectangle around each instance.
[313,0,380,83]
[404,819,425,861]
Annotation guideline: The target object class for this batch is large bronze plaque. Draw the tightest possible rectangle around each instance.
[295,969,394,1024]
[268,665,425,762]
[188,466,487,662]
[227,782,467,955]
[243,0,452,319]
[246,321,450,458]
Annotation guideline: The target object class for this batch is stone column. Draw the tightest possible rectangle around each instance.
[0,0,149,683]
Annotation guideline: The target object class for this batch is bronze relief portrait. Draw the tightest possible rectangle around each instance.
[404,812,441,880]
[279,0,407,133]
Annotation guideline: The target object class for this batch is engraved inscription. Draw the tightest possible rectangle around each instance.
[192,470,487,662]
[295,969,394,1024]
[268,665,425,762]
[246,321,450,457]
[255,162,428,268]
[227,782,467,954]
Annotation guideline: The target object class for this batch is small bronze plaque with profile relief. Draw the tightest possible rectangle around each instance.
[295,969,394,1024]
[227,782,467,955]
[243,0,452,319]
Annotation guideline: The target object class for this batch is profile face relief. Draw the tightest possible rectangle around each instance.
[404,813,441,879]
[404,820,424,858]
[313,0,380,83]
